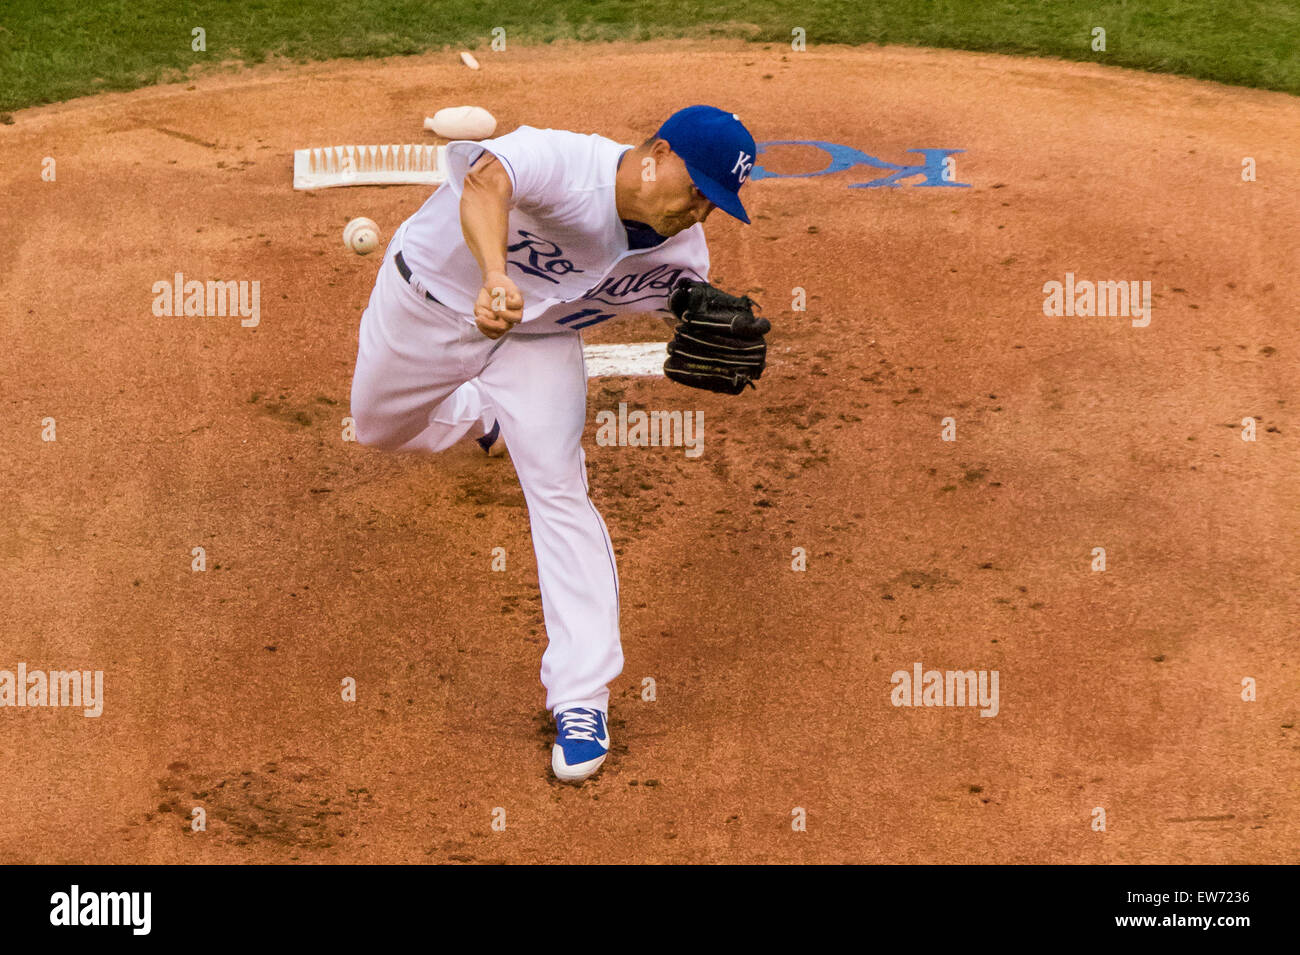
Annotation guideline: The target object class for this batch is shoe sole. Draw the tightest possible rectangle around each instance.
[551,745,608,783]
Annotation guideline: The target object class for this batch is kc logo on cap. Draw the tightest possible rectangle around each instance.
[731,151,754,185]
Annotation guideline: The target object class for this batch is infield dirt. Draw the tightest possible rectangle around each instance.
[1,39,1296,863]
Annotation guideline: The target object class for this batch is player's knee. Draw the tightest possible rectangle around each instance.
[348,380,407,449]
[350,403,403,451]
[352,421,384,449]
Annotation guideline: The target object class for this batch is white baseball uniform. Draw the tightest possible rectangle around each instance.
[350,125,710,715]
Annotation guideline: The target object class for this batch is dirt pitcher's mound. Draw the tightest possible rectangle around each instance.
[1,40,1297,863]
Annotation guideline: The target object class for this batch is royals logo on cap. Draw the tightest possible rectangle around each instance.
[731,150,754,186]
[656,105,758,224]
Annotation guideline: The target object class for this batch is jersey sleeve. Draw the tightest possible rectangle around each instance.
[442,126,568,214]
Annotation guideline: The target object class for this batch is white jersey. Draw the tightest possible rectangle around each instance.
[395,125,710,334]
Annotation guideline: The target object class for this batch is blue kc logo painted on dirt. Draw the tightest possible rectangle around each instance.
[751,141,970,188]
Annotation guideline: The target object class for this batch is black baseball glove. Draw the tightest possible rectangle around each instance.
[663,279,770,395]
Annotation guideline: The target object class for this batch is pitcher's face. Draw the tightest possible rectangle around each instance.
[643,143,716,236]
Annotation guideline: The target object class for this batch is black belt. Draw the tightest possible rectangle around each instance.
[394,250,444,305]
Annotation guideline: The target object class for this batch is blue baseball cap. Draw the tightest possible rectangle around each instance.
[655,105,756,224]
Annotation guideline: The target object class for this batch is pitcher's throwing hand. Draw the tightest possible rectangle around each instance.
[475,271,523,339]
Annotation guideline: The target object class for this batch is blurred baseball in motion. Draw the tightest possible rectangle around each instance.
[426,105,497,140]
[344,217,380,255]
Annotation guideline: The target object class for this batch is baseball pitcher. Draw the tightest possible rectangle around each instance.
[349,105,769,782]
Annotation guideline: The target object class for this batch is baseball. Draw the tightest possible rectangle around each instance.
[343,216,380,255]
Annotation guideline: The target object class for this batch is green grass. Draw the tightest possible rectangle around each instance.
[1,0,1298,113]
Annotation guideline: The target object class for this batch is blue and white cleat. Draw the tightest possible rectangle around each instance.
[552,707,610,782]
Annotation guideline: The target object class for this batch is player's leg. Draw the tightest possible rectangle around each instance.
[350,243,492,451]
[475,332,623,720]
[396,378,499,454]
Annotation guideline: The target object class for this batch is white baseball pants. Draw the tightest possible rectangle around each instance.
[349,238,623,714]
